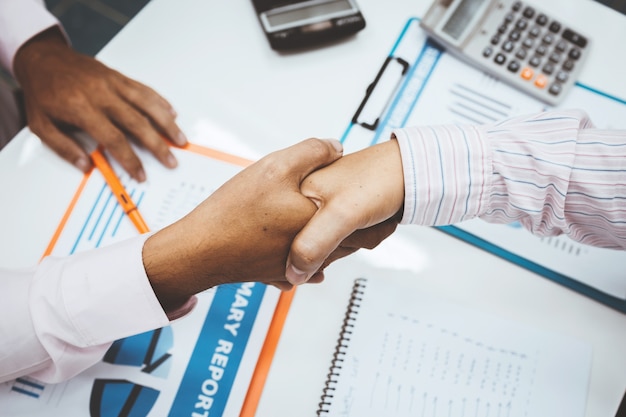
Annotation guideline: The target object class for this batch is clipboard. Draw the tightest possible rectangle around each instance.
[2,142,294,416]
[341,18,626,313]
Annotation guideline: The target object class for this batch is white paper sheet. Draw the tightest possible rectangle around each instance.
[0,145,280,417]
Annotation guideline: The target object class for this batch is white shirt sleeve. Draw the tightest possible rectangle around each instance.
[0,0,60,74]
[393,109,626,250]
[0,234,179,383]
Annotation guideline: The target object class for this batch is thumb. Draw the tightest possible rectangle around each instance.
[278,138,343,181]
[285,203,357,285]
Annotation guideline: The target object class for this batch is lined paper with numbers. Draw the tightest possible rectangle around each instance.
[318,276,591,417]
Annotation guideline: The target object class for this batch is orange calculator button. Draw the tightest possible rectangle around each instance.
[521,67,534,80]
[534,74,548,89]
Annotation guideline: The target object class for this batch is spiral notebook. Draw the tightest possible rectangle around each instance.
[317,277,592,417]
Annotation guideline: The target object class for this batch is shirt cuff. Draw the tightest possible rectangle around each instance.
[392,124,492,226]
[0,267,50,382]
[0,0,62,74]
[29,234,195,382]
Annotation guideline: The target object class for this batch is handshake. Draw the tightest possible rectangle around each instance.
[143,138,405,313]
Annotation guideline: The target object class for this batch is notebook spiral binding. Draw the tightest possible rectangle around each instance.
[317,278,368,416]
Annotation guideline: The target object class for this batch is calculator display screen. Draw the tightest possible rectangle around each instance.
[265,0,353,27]
[442,0,487,40]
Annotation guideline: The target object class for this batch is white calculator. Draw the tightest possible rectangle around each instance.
[420,0,591,105]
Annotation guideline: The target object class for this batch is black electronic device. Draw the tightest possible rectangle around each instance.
[251,0,366,50]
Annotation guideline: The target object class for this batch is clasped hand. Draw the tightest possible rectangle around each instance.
[143,138,404,313]
[13,25,406,312]
[287,139,405,284]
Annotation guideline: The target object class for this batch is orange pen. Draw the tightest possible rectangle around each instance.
[91,148,150,234]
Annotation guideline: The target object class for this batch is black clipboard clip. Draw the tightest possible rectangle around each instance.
[351,55,409,131]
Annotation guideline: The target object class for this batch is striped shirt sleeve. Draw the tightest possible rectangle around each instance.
[392,109,626,250]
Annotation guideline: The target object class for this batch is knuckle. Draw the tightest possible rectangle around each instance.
[304,138,332,160]
[100,128,127,149]
[124,113,151,135]
[290,239,323,270]
[63,91,90,109]
[124,79,157,101]
[259,156,288,182]
[121,85,142,102]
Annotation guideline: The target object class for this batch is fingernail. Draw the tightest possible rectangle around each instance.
[170,107,178,117]
[330,139,343,154]
[286,264,309,286]
[166,153,178,168]
[74,157,91,173]
[177,131,188,146]
[135,168,147,183]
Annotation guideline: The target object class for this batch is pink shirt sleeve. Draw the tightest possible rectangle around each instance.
[0,0,60,74]
[393,109,626,250]
[0,234,196,383]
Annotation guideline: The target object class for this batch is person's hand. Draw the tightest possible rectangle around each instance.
[286,139,405,285]
[12,26,187,182]
[142,138,344,312]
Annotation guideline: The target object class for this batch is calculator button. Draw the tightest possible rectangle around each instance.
[555,40,567,52]
[491,34,501,45]
[568,48,581,60]
[534,74,548,88]
[549,83,563,96]
[562,29,588,48]
[556,71,569,83]
[502,40,514,52]
[505,12,515,23]
[516,19,528,31]
[562,59,575,71]
[536,13,548,26]
[549,21,562,33]
[523,6,535,19]
[515,48,527,59]
[529,56,541,67]
[507,60,521,73]
[494,53,506,65]
[498,23,509,33]
[549,52,561,63]
[483,46,493,57]
[535,45,547,56]
[522,37,534,49]
[521,67,534,80]
[529,26,541,37]
[509,30,521,41]
[512,1,522,12]
[542,33,554,45]
[542,63,555,75]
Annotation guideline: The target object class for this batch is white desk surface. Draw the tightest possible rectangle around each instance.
[0,0,624,415]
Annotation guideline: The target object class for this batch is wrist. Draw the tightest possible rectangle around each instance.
[142,222,220,313]
[381,138,405,218]
[142,231,199,319]
[13,26,69,80]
